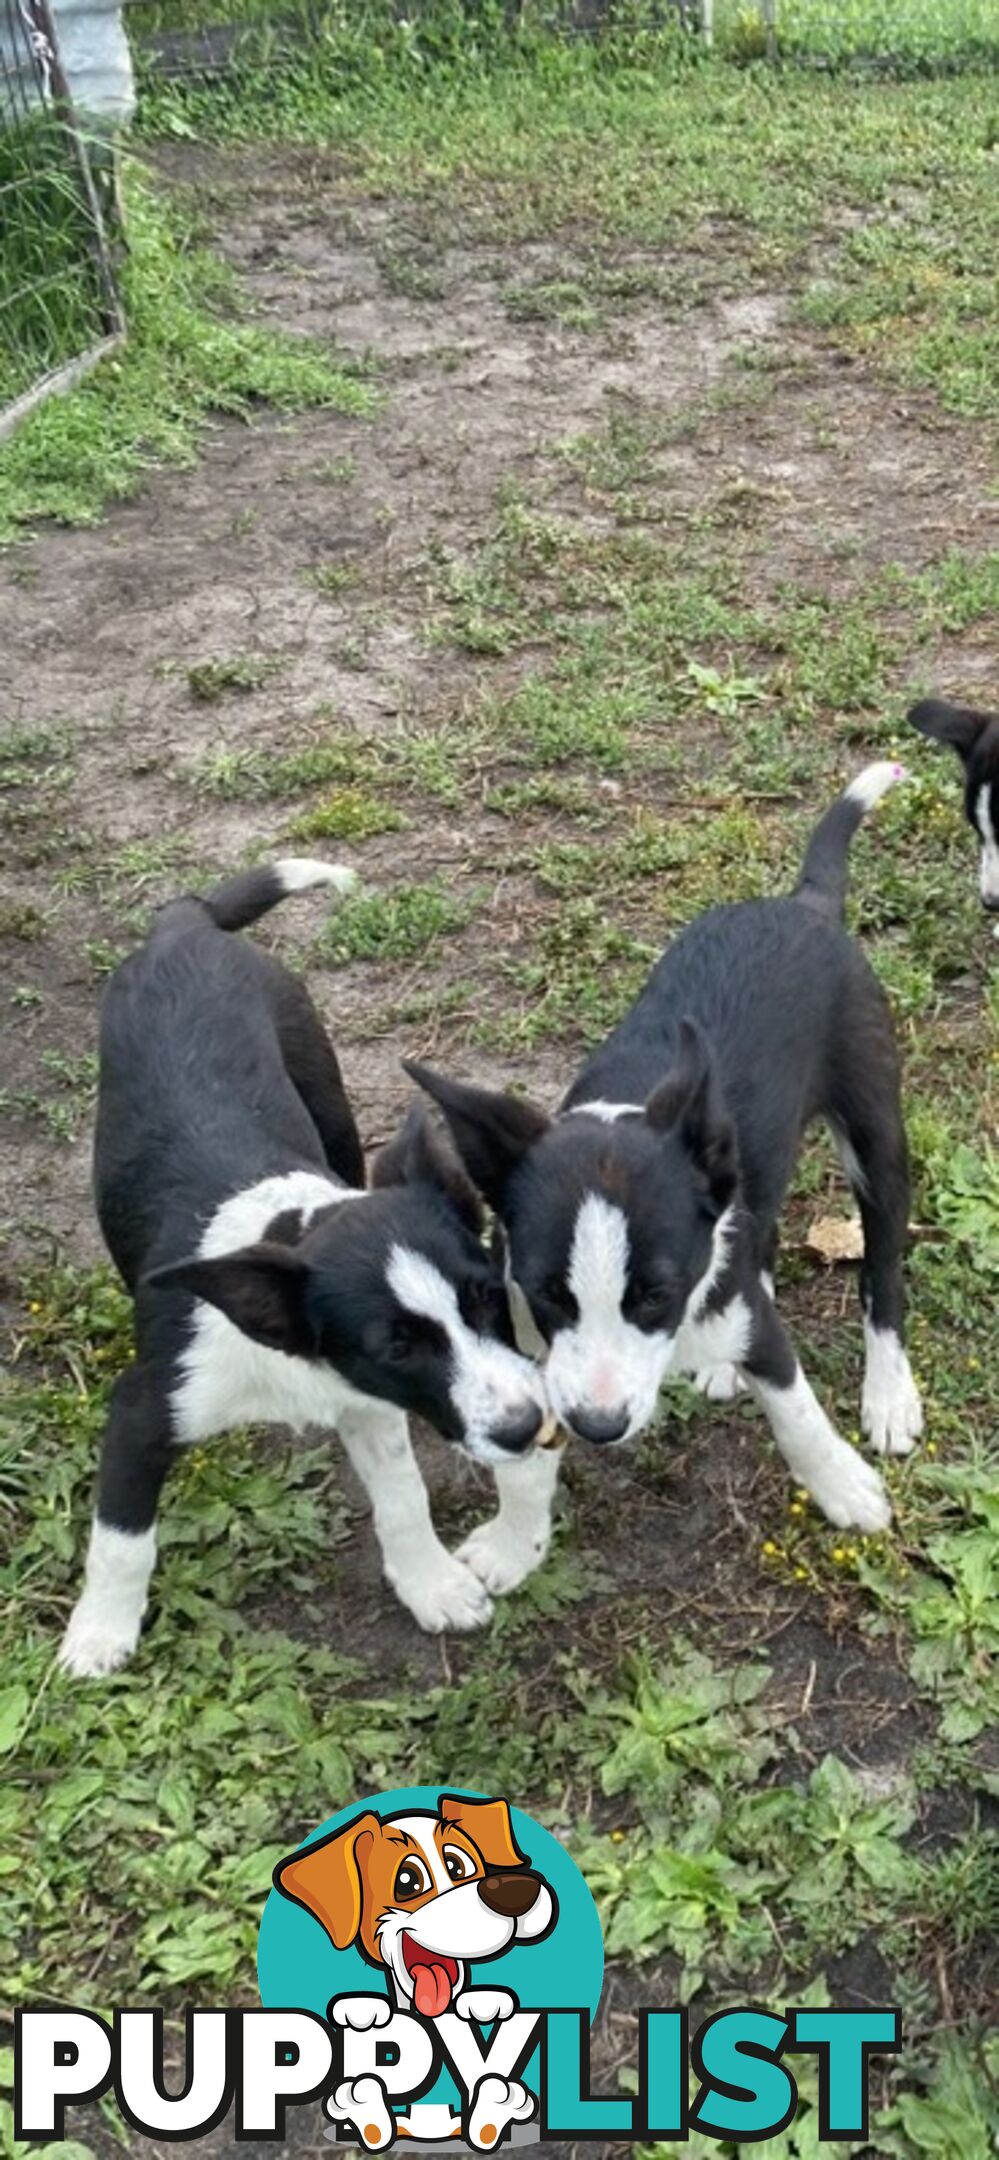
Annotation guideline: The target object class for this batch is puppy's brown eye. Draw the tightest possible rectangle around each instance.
[442,1843,477,1884]
[394,1857,432,1901]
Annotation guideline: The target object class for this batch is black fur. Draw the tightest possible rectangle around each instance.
[909,697,999,912]
[91,871,529,1541]
[411,774,912,1433]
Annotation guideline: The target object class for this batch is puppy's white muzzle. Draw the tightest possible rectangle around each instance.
[545,1325,672,1449]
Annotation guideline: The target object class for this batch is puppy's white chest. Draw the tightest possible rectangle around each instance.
[170,1169,361,1443]
[674,1292,753,1378]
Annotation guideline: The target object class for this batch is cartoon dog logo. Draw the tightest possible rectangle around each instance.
[274,1792,558,2148]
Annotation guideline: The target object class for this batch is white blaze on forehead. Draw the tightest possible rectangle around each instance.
[388,1815,450,1893]
[546,1193,674,1438]
[568,1193,630,1315]
[975,786,999,905]
[385,1246,548,1462]
[564,1100,643,1124]
[387,1246,464,1333]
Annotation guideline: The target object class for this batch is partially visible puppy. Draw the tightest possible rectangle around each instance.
[909,697,999,928]
[59,860,552,1680]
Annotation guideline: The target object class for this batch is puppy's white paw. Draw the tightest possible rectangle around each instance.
[810,1449,892,1534]
[329,2076,393,2149]
[58,1605,139,1678]
[390,1553,493,1633]
[455,1989,517,2025]
[862,1334,923,1457]
[457,1519,549,1596]
[468,2076,535,2151]
[329,1996,392,2032]
[693,1362,745,1402]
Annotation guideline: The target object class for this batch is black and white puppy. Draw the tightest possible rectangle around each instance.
[410,765,924,1554]
[59,860,554,1680]
[908,697,999,926]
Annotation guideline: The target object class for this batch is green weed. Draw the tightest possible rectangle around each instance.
[285,788,408,842]
[187,653,283,700]
[315,880,474,962]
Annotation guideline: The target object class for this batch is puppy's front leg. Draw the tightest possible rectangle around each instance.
[336,1405,493,1632]
[739,1297,892,1533]
[456,1447,561,1596]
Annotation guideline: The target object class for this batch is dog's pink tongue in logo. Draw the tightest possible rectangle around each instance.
[404,1938,459,2018]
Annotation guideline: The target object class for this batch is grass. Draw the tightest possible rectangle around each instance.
[0,168,373,543]
[0,116,109,410]
[315,879,475,962]
[139,33,999,429]
[186,653,284,699]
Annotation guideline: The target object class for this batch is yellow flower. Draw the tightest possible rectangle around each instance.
[610,1829,626,1844]
[788,1500,804,1517]
[832,1546,847,1563]
[794,1565,808,1581]
[925,1439,937,1456]
[762,1540,779,1557]
[29,1300,41,1313]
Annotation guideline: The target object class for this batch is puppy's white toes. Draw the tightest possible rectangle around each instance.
[328,1996,392,2032]
[468,2076,535,2151]
[862,1329,923,1458]
[693,1363,745,1402]
[455,1989,516,2024]
[330,2077,393,2150]
[811,1450,893,1534]
[390,1554,493,1633]
[58,1608,139,1678]
[457,1521,549,1596]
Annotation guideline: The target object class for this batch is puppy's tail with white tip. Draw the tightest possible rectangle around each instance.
[202,858,357,931]
[793,761,906,921]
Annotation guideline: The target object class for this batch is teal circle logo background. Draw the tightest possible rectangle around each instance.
[258,1787,604,2083]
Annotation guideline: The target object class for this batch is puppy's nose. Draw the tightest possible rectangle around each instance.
[566,1405,629,1445]
[492,1402,544,1454]
[983,893,999,913]
[479,1869,541,1918]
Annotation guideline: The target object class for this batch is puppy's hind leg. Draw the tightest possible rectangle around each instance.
[336,1404,493,1631]
[739,1297,892,1533]
[832,1056,923,1458]
[273,973,366,1189]
[59,1365,176,1678]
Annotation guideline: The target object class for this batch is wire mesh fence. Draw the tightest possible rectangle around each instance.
[123,0,999,80]
[0,0,122,432]
[711,0,999,69]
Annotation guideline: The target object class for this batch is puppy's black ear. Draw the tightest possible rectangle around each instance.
[371,1103,484,1233]
[145,1243,315,1356]
[403,1062,549,1215]
[645,1018,738,1214]
[908,698,994,765]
